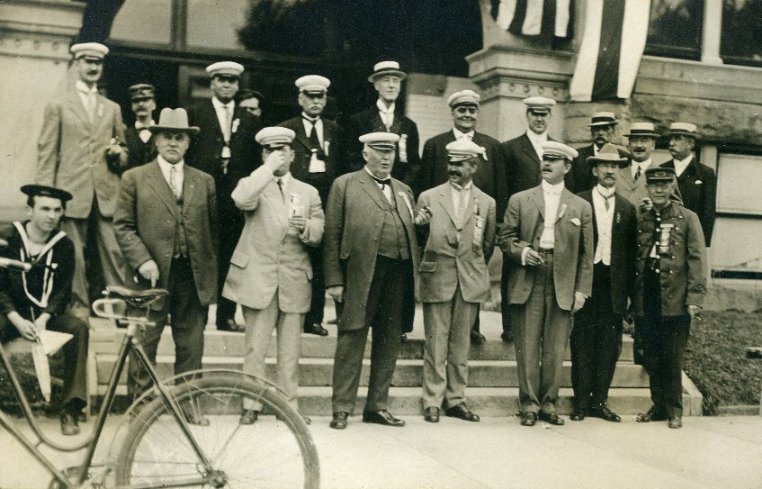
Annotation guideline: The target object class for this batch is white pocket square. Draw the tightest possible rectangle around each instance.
[694,180,703,185]
[569,217,581,226]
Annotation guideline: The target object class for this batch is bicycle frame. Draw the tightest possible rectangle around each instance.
[0,316,215,488]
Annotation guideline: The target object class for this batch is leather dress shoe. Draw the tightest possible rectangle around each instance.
[501,331,513,343]
[423,407,440,423]
[668,416,683,429]
[445,404,480,422]
[636,406,668,423]
[520,412,537,426]
[362,410,405,427]
[304,323,329,336]
[470,330,486,345]
[539,411,565,425]
[570,409,587,421]
[217,319,245,333]
[60,413,80,436]
[590,405,621,422]
[239,410,259,425]
[330,411,348,429]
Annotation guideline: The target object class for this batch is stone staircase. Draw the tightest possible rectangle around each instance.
[88,307,703,416]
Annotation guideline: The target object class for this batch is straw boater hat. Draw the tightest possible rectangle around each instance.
[586,143,628,168]
[624,122,660,138]
[368,61,407,82]
[149,108,200,135]
[666,122,700,140]
[587,112,618,127]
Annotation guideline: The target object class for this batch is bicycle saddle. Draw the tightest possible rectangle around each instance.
[106,285,169,308]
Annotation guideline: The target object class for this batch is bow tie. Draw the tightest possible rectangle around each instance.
[135,122,152,130]
[371,175,391,187]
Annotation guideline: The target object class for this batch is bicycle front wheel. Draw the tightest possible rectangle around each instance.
[114,374,319,489]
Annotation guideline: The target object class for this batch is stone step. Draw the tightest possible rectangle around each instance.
[90,325,636,362]
[94,355,650,388]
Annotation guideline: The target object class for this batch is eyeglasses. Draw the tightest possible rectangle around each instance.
[454,106,478,115]
[214,75,239,84]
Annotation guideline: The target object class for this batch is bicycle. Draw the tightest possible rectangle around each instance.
[0,255,320,488]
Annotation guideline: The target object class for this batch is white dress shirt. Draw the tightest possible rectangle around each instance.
[75,80,97,120]
[135,119,155,143]
[157,156,184,199]
[631,158,653,180]
[212,97,235,142]
[526,130,548,162]
[364,166,392,202]
[673,154,693,177]
[453,127,475,140]
[376,99,395,129]
[450,180,472,226]
[539,179,564,249]
[592,184,616,265]
[301,113,325,148]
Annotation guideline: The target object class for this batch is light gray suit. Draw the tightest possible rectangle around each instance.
[36,84,128,318]
[615,161,653,208]
[224,166,324,410]
[416,182,496,409]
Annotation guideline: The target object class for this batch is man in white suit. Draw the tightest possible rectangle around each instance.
[223,127,324,425]
[415,139,496,423]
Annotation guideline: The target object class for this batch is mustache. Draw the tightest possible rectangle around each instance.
[448,170,462,177]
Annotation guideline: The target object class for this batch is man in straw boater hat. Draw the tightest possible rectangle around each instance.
[567,112,629,194]
[499,141,594,427]
[185,60,262,333]
[616,121,662,208]
[632,167,706,429]
[324,132,420,430]
[36,41,128,325]
[569,144,637,423]
[660,122,716,246]
[0,185,89,435]
[223,126,323,425]
[344,61,420,187]
[414,138,496,424]
[277,74,343,337]
[113,108,218,414]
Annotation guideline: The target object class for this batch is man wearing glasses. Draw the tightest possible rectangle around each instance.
[185,61,262,332]
[417,90,506,343]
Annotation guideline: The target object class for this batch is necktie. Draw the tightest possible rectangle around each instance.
[169,166,180,199]
[634,165,642,181]
[276,178,285,197]
[596,188,612,210]
[455,188,468,225]
[306,119,321,150]
[222,105,232,141]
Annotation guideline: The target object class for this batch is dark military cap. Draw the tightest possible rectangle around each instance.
[21,184,72,202]
[128,83,156,101]
[645,167,676,183]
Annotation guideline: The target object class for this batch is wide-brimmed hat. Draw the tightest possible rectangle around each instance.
[666,122,700,140]
[149,108,200,135]
[624,122,660,138]
[586,143,628,167]
[368,61,407,82]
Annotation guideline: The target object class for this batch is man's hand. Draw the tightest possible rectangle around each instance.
[639,197,653,212]
[524,249,545,267]
[34,313,51,333]
[8,312,37,341]
[414,205,432,225]
[688,304,702,321]
[138,260,160,287]
[572,292,587,313]
[289,216,307,232]
[264,150,286,174]
[327,286,344,303]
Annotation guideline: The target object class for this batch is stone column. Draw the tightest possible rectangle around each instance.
[0,0,84,221]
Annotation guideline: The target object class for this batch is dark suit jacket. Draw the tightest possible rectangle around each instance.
[577,190,637,314]
[343,106,420,188]
[417,130,506,205]
[660,157,716,246]
[278,116,343,206]
[567,144,630,194]
[124,126,157,170]
[323,169,420,333]
[184,100,262,182]
[113,160,219,306]
[500,133,557,220]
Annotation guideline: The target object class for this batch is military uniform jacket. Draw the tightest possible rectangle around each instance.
[0,223,74,319]
[577,190,637,314]
[113,160,219,306]
[660,157,716,246]
[500,133,557,219]
[499,185,594,311]
[36,84,128,219]
[417,130,506,204]
[223,166,324,313]
[416,183,496,304]
[323,169,420,332]
[124,126,157,170]
[343,107,420,187]
[632,202,707,317]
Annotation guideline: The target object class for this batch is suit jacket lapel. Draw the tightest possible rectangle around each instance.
[391,180,413,225]
[389,116,402,135]
[438,185,459,227]
[370,111,387,132]
[181,168,196,213]
[207,100,225,140]
[146,162,179,217]
[68,88,91,127]
[359,171,390,210]
[293,119,313,152]
[556,190,571,223]
[529,186,545,221]
[520,134,540,165]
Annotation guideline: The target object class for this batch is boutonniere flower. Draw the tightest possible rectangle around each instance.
[231,118,240,134]
[398,191,414,221]
[694,179,702,185]
[569,217,581,226]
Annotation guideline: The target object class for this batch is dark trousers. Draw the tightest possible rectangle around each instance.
[128,256,207,399]
[635,314,690,418]
[304,245,326,327]
[331,256,411,413]
[216,178,244,326]
[0,313,89,412]
[570,263,623,410]
[500,260,513,335]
